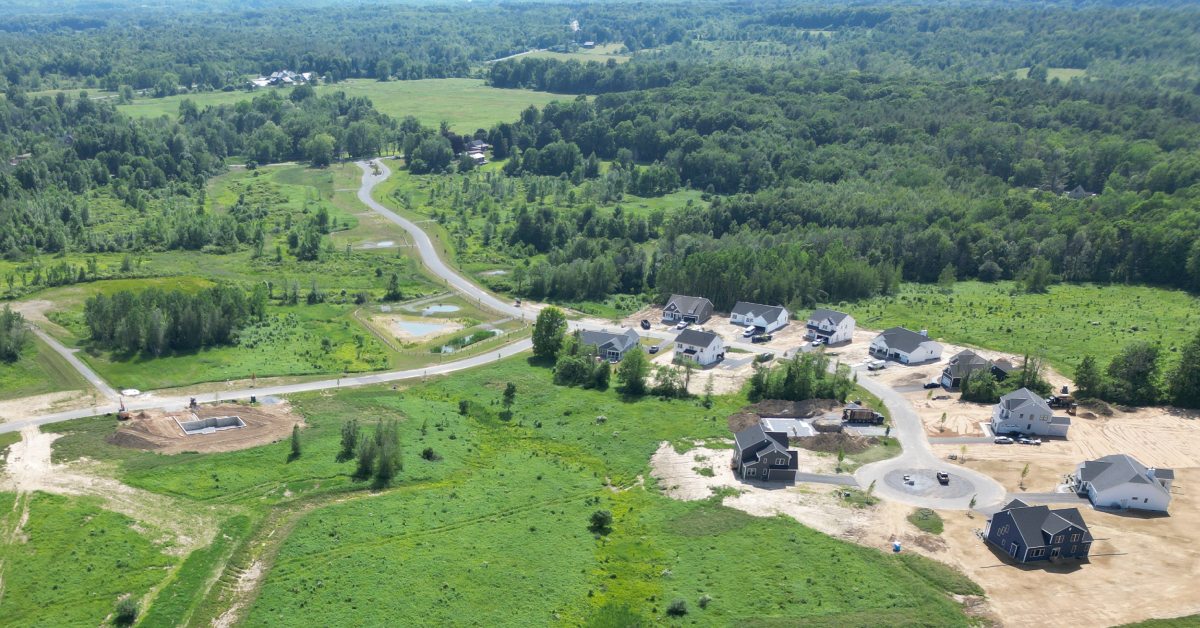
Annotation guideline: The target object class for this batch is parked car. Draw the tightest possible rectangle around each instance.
[640,319,651,330]
[866,359,887,371]
[936,472,950,485]
[756,352,774,363]
[675,321,689,330]
[993,436,1014,444]
[648,345,660,354]
[810,339,823,347]
[742,325,758,337]
[1017,437,1042,446]
[923,380,942,389]
[751,333,773,343]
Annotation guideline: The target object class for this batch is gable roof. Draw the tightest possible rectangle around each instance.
[997,388,1053,416]
[579,329,639,353]
[1079,454,1171,496]
[733,423,791,464]
[664,295,713,316]
[999,502,1092,547]
[732,301,787,320]
[944,349,992,379]
[676,328,720,347]
[807,308,850,325]
[873,327,935,353]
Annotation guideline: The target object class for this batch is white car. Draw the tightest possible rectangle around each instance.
[675,321,689,330]
[810,339,823,347]
[993,436,1014,444]
[742,325,757,337]
[866,360,887,371]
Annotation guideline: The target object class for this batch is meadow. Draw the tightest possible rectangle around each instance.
[842,281,1199,376]
[0,334,88,400]
[117,79,571,133]
[26,357,979,626]
[524,43,631,64]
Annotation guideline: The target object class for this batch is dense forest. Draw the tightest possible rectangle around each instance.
[83,285,264,355]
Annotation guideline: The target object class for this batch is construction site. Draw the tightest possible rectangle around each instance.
[108,400,304,454]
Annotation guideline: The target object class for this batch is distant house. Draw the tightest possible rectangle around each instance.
[868,327,942,364]
[991,388,1070,438]
[466,139,491,153]
[674,328,724,366]
[732,422,798,482]
[1066,185,1094,200]
[466,152,487,166]
[731,302,789,333]
[940,349,1013,390]
[251,70,312,88]
[804,308,855,345]
[579,329,640,363]
[581,41,596,49]
[1073,454,1172,512]
[985,499,1092,564]
[662,295,714,324]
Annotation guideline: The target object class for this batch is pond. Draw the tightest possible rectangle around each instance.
[393,320,449,337]
[421,304,460,315]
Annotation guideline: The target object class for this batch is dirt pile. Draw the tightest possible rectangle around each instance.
[793,432,876,455]
[109,402,303,454]
[727,398,842,432]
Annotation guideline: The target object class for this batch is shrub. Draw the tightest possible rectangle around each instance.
[589,509,613,534]
[115,598,139,626]
[666,599,688,617]
[421,447,441,461]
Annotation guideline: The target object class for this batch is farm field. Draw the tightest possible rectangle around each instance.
[117,79,571,133]
[524,43,631,63]
[8,358,981,626]
[842,281,1200,376]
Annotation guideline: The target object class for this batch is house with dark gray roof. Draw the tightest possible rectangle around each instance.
[732,422,798,482]
[731,302,789,333]
[674,328,724,366]
[804,308,855,344]
[662,295,714,324]
[579,329,640,362]
[868,327,942,364]
[940,349,1013,390]
[985,499,1092,564]
[992,388,1070,437]
[1074,454,1172,512]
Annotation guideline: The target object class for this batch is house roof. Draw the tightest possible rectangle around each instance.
[807,308,850,325]
[732,301,787,321]
[579,329,639,354]
[1078,454,1171,496]
[873,327,936,354]
[1000,501,1092,547]
[733,423,790,463]
[664,294,712,316]
[943,349,992,379]
[676,328,720,347]
[1153,468,1175,480]
[997,388,1053,416]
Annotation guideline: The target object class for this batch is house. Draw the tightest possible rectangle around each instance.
[251,70,312,88]
[1066,185,1094,200]
[1073,454,1172,512]
[804,308,855,345]
[674,328,724,366]
[731,302,789,333]
[991,388,1070,437]
[985,499,1092,564]
[732,422,798,482]
[466,139,491,153]
[940,349,1012,389]
[662,295,714,324]
[581,41,596,49]
[868,327,943,364]
[466,152,487,166]
[579,329,640,362]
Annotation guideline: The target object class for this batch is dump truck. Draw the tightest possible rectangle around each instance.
[1046,394,1075,408]
[842,406,885,425]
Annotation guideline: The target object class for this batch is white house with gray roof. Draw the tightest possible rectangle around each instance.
[674,328,724,366]
[868,327,942,364]
[662,294,714,324]
[731,302,789,333]
[579,329,640,362]
[1074,454,1172,512]
[991,388,1070,438]
[805,308,855,344]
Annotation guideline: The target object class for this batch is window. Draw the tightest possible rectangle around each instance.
[1030,548,1045,558]
[775,457,785,465]
[1054,535,1064,543]
[999,525,1010,535]
[1070,534,1080,542]
[747,467,757,476]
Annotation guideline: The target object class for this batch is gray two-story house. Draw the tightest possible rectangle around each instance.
[985,499,1092,564]
[732,423,798,483]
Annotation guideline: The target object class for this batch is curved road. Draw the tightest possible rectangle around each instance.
[5,160,1010,511]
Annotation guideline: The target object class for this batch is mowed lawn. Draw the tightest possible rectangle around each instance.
[0,334,89,400]
[117,78,571,133]
[842,281,1200,375]
[34,357,979,626]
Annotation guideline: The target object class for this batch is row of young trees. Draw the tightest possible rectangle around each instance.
[83,284,265,355]
[337,418,404,486]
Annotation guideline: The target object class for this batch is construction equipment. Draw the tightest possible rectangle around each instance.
[1046,394,1075,408]
[842,406,885,425]
[116,397,131,421]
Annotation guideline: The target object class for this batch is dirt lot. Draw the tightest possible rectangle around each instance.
[370,314,463,341]
[0,390,97,423]
[622,305,811,353]
[109,401,304,454]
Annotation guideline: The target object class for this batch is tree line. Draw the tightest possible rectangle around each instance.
[83,284,265,356]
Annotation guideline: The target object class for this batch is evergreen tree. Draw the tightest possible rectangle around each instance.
[337,418,359,462]
[289,424,302,460]
[532,306,567,359]
[1074,355,1102,399]
[1167,330,1200,408]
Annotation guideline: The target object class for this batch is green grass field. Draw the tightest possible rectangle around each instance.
[27,357,978,626]
[0,334,89,400]
[117,79,571,133]
[524,43,631,64]
[842,281,1200,376]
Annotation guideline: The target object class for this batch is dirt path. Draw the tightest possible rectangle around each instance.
[0,425,217,556]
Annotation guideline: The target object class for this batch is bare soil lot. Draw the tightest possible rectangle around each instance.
[109,401,304,454]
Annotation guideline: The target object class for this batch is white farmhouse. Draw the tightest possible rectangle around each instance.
[804,308,855,345]
[991,388,1070,438]
[868,327,942,364]
[731,302,789,333]
[1074,454,1172,512]
[674,328,725,366]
